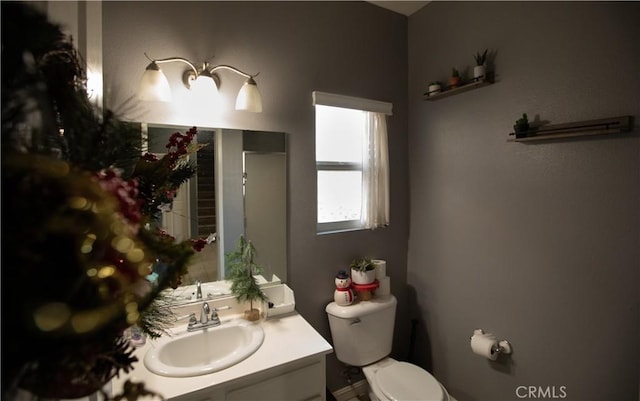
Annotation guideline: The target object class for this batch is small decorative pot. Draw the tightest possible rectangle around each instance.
[473,65,486,81]
[449,76,461,89]
[428,84,441,96]
[514,123,530,139]
[351,268,376,285]
[356,289,373,301]
[244,308,261,321]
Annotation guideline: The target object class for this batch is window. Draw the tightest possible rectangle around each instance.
[313,91,392,234]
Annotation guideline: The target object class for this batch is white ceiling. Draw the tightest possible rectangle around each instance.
[366,1,430,16]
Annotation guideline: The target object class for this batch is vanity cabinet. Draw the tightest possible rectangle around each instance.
[111,310,333,401]
[173,356,325,401]
[226,356,325,401]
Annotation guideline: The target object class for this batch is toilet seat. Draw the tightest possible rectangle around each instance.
[375,361,446,401]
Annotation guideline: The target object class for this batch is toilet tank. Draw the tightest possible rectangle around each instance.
[325,295,397,366]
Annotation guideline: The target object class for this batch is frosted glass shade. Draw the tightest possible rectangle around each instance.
[235,78,262,112]
[138,63,171,102]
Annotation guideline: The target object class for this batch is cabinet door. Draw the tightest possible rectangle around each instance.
[226,360,323,401]
[171,387,225,401]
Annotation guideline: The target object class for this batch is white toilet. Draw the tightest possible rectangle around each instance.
[326,295,454,401]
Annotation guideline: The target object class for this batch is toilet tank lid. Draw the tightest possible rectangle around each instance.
[326,295,396,319]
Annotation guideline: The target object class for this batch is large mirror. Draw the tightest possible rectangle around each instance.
[142,123,287,302]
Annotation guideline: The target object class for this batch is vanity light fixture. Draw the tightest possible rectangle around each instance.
[138,53,262,112]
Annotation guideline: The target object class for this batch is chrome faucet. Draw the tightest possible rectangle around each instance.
[196,280,202,299]
[186,303,230,332]
[200,302,210,324]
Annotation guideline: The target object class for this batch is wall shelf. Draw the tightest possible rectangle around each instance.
[507,116,633,142]
[423,76,494,101]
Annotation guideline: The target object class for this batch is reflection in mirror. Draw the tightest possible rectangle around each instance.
[242,132,287,283]
[142,124,287,303]
[144,124,217,285]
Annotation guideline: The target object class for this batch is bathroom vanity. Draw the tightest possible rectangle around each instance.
[111,288,333,401]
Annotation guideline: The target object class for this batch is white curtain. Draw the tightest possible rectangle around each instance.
[361,112,389,229]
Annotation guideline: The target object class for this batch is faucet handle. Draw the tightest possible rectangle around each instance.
[211,305,230,318]
[209,312,221,326]
[176,312,197,322]
[208,305,229,326]
[179,312,197,329]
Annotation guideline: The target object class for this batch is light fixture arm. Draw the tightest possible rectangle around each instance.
[208,64,260,80]
[144,52,199,76]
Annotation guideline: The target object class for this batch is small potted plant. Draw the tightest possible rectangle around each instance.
[513,113,530,138]
[226,235,267,321]
[350,258,376,285]
[449,68,461,89]
[473,48,488,81]
[427,81,442,96]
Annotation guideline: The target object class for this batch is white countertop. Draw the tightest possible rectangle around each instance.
[111,312,333,400]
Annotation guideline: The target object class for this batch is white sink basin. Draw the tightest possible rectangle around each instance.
[144,319,265,377]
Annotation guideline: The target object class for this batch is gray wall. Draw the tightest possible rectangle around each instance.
[103,2,639,399]
[102,1,409,392]
[408,2,639,400]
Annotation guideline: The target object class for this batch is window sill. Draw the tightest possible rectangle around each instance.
[316,227,368,236]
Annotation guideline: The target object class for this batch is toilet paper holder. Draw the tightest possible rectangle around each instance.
[472,328,512,355]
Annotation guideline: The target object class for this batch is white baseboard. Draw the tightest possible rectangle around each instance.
[332,379,369,401]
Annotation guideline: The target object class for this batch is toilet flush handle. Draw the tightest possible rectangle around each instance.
[350,318,361,325]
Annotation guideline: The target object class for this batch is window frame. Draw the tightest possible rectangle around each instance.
[313,91,392,235]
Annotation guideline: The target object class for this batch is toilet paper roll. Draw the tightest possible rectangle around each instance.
[377,276,391,296]
[470,333,499,361]
[372,259,387,280]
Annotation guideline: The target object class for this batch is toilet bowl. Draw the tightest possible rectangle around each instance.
[362,357,452,401]
[325,295,455,401]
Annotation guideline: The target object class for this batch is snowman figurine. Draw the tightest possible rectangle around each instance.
[334,270,355,306]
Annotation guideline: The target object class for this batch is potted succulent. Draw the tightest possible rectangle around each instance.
[226,235,267,321]
[427,81,442,96]
[473,48,488,81]
[350,258,376,285]
[513,113,530,138]
[449,68,461,89]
